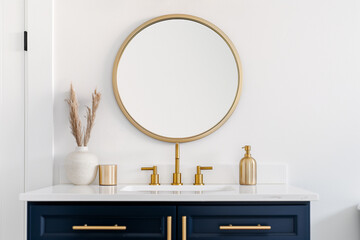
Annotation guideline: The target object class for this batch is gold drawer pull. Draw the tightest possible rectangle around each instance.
[220,224,271,230]
[167,216,172,240]
[73,224,126,230]
[182,216,186,240]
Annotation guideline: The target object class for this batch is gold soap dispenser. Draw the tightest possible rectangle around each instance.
[240,145,257,185]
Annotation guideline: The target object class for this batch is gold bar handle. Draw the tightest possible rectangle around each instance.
[219,224,271,230]
[167,216,172,240]
[199,166,213,171]
[72,224,126,230]
[182,216,186,240]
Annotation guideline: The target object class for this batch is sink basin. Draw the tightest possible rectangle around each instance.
[119,185,235,192]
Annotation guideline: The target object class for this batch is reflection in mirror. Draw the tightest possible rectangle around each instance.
[113,15,242,142]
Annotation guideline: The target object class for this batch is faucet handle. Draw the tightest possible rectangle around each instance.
[141,166,160,185]
[194,166,213,185]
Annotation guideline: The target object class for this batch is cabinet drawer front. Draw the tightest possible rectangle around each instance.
[28,203,175,240]
[178,203,309,240]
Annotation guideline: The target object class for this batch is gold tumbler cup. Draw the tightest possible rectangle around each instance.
[99,165,117,186]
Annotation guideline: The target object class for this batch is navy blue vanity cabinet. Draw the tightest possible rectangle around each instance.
[28,203,176,240]
[28,202,310,240]
[178,203,310,240]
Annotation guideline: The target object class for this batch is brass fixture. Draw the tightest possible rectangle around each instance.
[219,224,271,230]
[172,143,183,185]
[72,224,126,230]
[167,216,172,240]
[99,165,117,186]
[182,216,187,240]
[194,166,213,185]
[240,145,257,185]
[141,166,160,185]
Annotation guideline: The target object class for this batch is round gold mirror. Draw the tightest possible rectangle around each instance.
[113,14,242,143]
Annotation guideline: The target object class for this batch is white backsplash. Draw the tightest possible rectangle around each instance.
[57,163,287,185]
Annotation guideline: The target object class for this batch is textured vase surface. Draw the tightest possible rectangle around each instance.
[65,146,98,185]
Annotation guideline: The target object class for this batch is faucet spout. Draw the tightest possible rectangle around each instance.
[172,143,183,185]
[175,143,180,173]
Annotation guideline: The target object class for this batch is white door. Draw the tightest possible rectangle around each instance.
[0,0,25,239]
[1,0,54,238]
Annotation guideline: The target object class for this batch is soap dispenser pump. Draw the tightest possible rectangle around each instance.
[240,145,257,185]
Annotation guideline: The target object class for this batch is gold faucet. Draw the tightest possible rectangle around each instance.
[194,166,213,185]
[141,166,160,185]
[172,143,183,185]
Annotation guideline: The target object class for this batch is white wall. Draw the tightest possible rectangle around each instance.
[52,0,360,239]
[0,0,25,239]
[26,0,54,191]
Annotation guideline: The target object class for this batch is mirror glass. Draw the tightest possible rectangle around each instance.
[113,15,242,142]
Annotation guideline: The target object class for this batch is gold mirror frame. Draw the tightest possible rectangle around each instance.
[112,14,242,143]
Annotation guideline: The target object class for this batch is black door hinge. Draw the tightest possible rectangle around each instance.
[24,31,27,51]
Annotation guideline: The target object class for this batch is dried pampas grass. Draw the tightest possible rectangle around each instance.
[66,84,83,146]
[66,84,101,147]
[84,89,101,146]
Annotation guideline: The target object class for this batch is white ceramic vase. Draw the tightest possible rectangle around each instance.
[65,146,99,185]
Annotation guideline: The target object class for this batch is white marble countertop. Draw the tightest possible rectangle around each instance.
[19,184,318,202]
